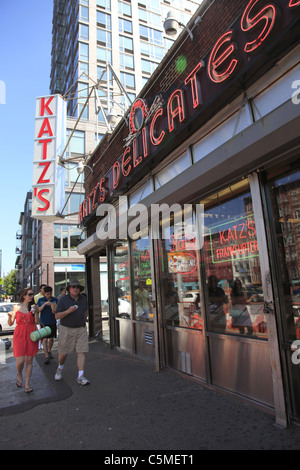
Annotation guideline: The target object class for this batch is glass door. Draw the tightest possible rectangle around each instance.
[109,240,132,351]
[200,178,274,406]
[266,166,300,422]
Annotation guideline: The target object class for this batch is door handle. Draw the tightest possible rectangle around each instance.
[263,300,273,314]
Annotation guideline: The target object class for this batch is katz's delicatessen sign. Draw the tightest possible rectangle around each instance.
[32,95,66,221]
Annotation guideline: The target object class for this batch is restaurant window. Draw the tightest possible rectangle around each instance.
[111,241,131,319]
[201,179,267,338]
[132,237,154,322]
[269,168,300,342]
[160,209,202,329]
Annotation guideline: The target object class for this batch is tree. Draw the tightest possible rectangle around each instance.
[4,270,17,300]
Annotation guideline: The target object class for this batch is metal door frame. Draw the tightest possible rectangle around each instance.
[248,171,287,427]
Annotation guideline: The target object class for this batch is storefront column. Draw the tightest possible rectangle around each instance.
[150,226,161,372]
[86,255,102,338]
[249,172,287,427]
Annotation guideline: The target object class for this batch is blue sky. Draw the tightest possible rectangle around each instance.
[0,0,53,277]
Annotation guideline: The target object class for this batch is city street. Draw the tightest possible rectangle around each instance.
[0,337,299,451]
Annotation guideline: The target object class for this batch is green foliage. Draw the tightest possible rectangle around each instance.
[3,270,17,298]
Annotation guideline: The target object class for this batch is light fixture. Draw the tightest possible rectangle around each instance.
[107,106,128,129]
[107,107,120,128]
[77,161,93,175]
[163,11,201,41]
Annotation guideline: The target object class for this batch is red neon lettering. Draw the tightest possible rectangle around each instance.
[184,61,204,109]
[79,203,83,224]
[37,161,51,184]
[82,200,88,218]
[208,31,238,83]
[129,99,149,134]
[38,118,53,138]
[167,89,185,132]
[36,189,50,212]
[99,178,106,203]
[133,138,142,168]
[241,0,277,53]
[92,187,98,211]
[40,96,54,116]
[87,193,93,214]
[38,139,52,159]
[289,0,300,6]
[150,108,165,146]
[122,146,132,176]
[113,161,120,189]
[248,219,256,237]
[142,127,148,158]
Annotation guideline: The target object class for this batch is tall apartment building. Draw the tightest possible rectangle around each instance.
[50,0,203,152]
[16,0,203,296]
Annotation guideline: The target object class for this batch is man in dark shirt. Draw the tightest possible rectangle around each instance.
[37,286,58,364]
[54,280,89,385]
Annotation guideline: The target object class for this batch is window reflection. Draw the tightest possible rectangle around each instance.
[160,224,202,330]
[202,180,267,338]
[133,237,154,322]
[271,169,300,341]
[112,241,131,318]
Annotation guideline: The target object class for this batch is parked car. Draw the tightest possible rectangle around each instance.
[182,291,200,308]
[245,285,264,302]
[118,298,131,318]
[0,337,12,350]
[0,303,18,333]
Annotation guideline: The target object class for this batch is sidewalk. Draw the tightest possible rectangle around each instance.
[0,338,299,451]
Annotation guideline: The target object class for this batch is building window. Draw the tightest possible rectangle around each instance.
[97,0,111,10]
[139,25,163,46]
[54,224,83,257]
[132,237,154,322]
[119,35,133,53]
[201,179,267,338]
[118,0,132,17]
[95,133,105,147]
[97,11,111,30]
[140,41,164,61]
[79,23,89,41]
[111,241,131,319]
[79,5,89,22]
[138,8,161,27]
[120,53,134,70]
[66,129,85,157]
[97,28,112,47]
[79,42,89,61]
[119,18,132,34]
[120,71,135,89]
[97,46,112,63]
[141,59,158,75]
[159,211,201,329]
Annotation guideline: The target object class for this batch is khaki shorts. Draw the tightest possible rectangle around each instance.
[58,325,89,355]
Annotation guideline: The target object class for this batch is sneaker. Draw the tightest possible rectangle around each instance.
[55,368,63,381]
[48,351,53,359]
[76,375,89,386]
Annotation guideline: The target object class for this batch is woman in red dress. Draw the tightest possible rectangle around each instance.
[7,288,40,393]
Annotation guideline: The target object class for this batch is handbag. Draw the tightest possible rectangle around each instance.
[30,326,51,342]
[230,308,245,319]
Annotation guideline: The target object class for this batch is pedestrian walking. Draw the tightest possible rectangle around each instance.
[57,287,67,300]
[7,288,40,393]
[54,280,89,385]
[37,286,58,364]
[34,284,46,304]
